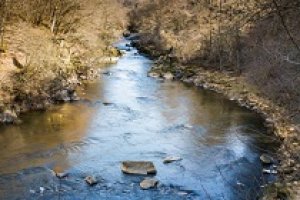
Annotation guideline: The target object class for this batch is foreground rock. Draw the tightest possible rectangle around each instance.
[163,156,182,164]
[121,161,157,175]
[140,178,159,190]
[85,176,98,186]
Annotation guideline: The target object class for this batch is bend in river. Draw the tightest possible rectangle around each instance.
[0,39,279,200]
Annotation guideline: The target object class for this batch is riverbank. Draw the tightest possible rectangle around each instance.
[145,57,300,199]
[126,2,300,196]
[0,38,283,200]
[0,0,128,124]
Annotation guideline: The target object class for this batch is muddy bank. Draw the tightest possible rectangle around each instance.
[129,36,300,199]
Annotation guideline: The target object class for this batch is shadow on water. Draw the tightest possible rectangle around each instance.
[0,38,280,200]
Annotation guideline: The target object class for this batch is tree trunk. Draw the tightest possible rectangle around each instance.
[51,8,57,34]
[0,0,6,51]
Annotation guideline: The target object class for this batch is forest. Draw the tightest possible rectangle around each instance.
[129,0,300,122]
[0,0,299,199]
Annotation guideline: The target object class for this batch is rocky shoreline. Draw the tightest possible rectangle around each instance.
[147,62,299,199]
[0,54,121,125]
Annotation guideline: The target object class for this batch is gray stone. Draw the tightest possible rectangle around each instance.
[140,178,159,190]
[163,156,182,164]
[121,161,157,175]
[260,154,274,164]
[55,172,68,179]
[163,72,174,80]
[148,72,160,78]
[85,176,98,186]
[263,169,277,174]
[0,110,18,123]
[54,90,71,102]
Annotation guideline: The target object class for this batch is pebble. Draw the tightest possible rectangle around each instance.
[39,187,45,194]
[85,176,98,186]
[263,169,278,174]
[163,156,182,164]
[260,154,274,164]
[56,172,69,179]
[140,178,159,190]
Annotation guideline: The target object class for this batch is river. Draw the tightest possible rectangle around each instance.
[0,39,279,200]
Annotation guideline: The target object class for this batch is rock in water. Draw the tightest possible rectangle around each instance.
[163,156,182,164]
[121,161,157,175]
[85,176,98,186]
[0,110,18,124]
[148,72,160,78]
[103,102,113,106]
[56,172,68,179]
[52,167,68,179]
[263,169,277,174]
[39,187,45,194]
[163,72,174,80]
[260,154,274,164]
[140,178,159,190]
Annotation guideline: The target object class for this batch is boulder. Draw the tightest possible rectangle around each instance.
[140,178,159,190]
[121,161,157,175]
[163,156,182,164]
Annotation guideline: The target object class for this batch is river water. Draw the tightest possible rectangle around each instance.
[0,39,279,200]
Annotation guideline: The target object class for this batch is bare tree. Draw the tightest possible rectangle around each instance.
[0,0,7,52]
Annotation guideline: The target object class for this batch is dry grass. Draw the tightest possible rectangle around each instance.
[0,0,128,111]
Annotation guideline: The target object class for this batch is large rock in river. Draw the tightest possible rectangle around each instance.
[121,161,157,175]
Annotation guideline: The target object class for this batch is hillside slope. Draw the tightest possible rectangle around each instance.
[0,0,128,122]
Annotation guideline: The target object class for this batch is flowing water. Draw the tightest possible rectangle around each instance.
[0,39,279,200]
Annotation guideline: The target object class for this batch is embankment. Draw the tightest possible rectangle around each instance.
[0,0,128,123]
[127,1,300,198]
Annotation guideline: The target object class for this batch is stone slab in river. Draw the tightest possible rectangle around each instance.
[121,161,157,175]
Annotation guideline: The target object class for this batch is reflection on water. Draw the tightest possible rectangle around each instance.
[0,39,279,200]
